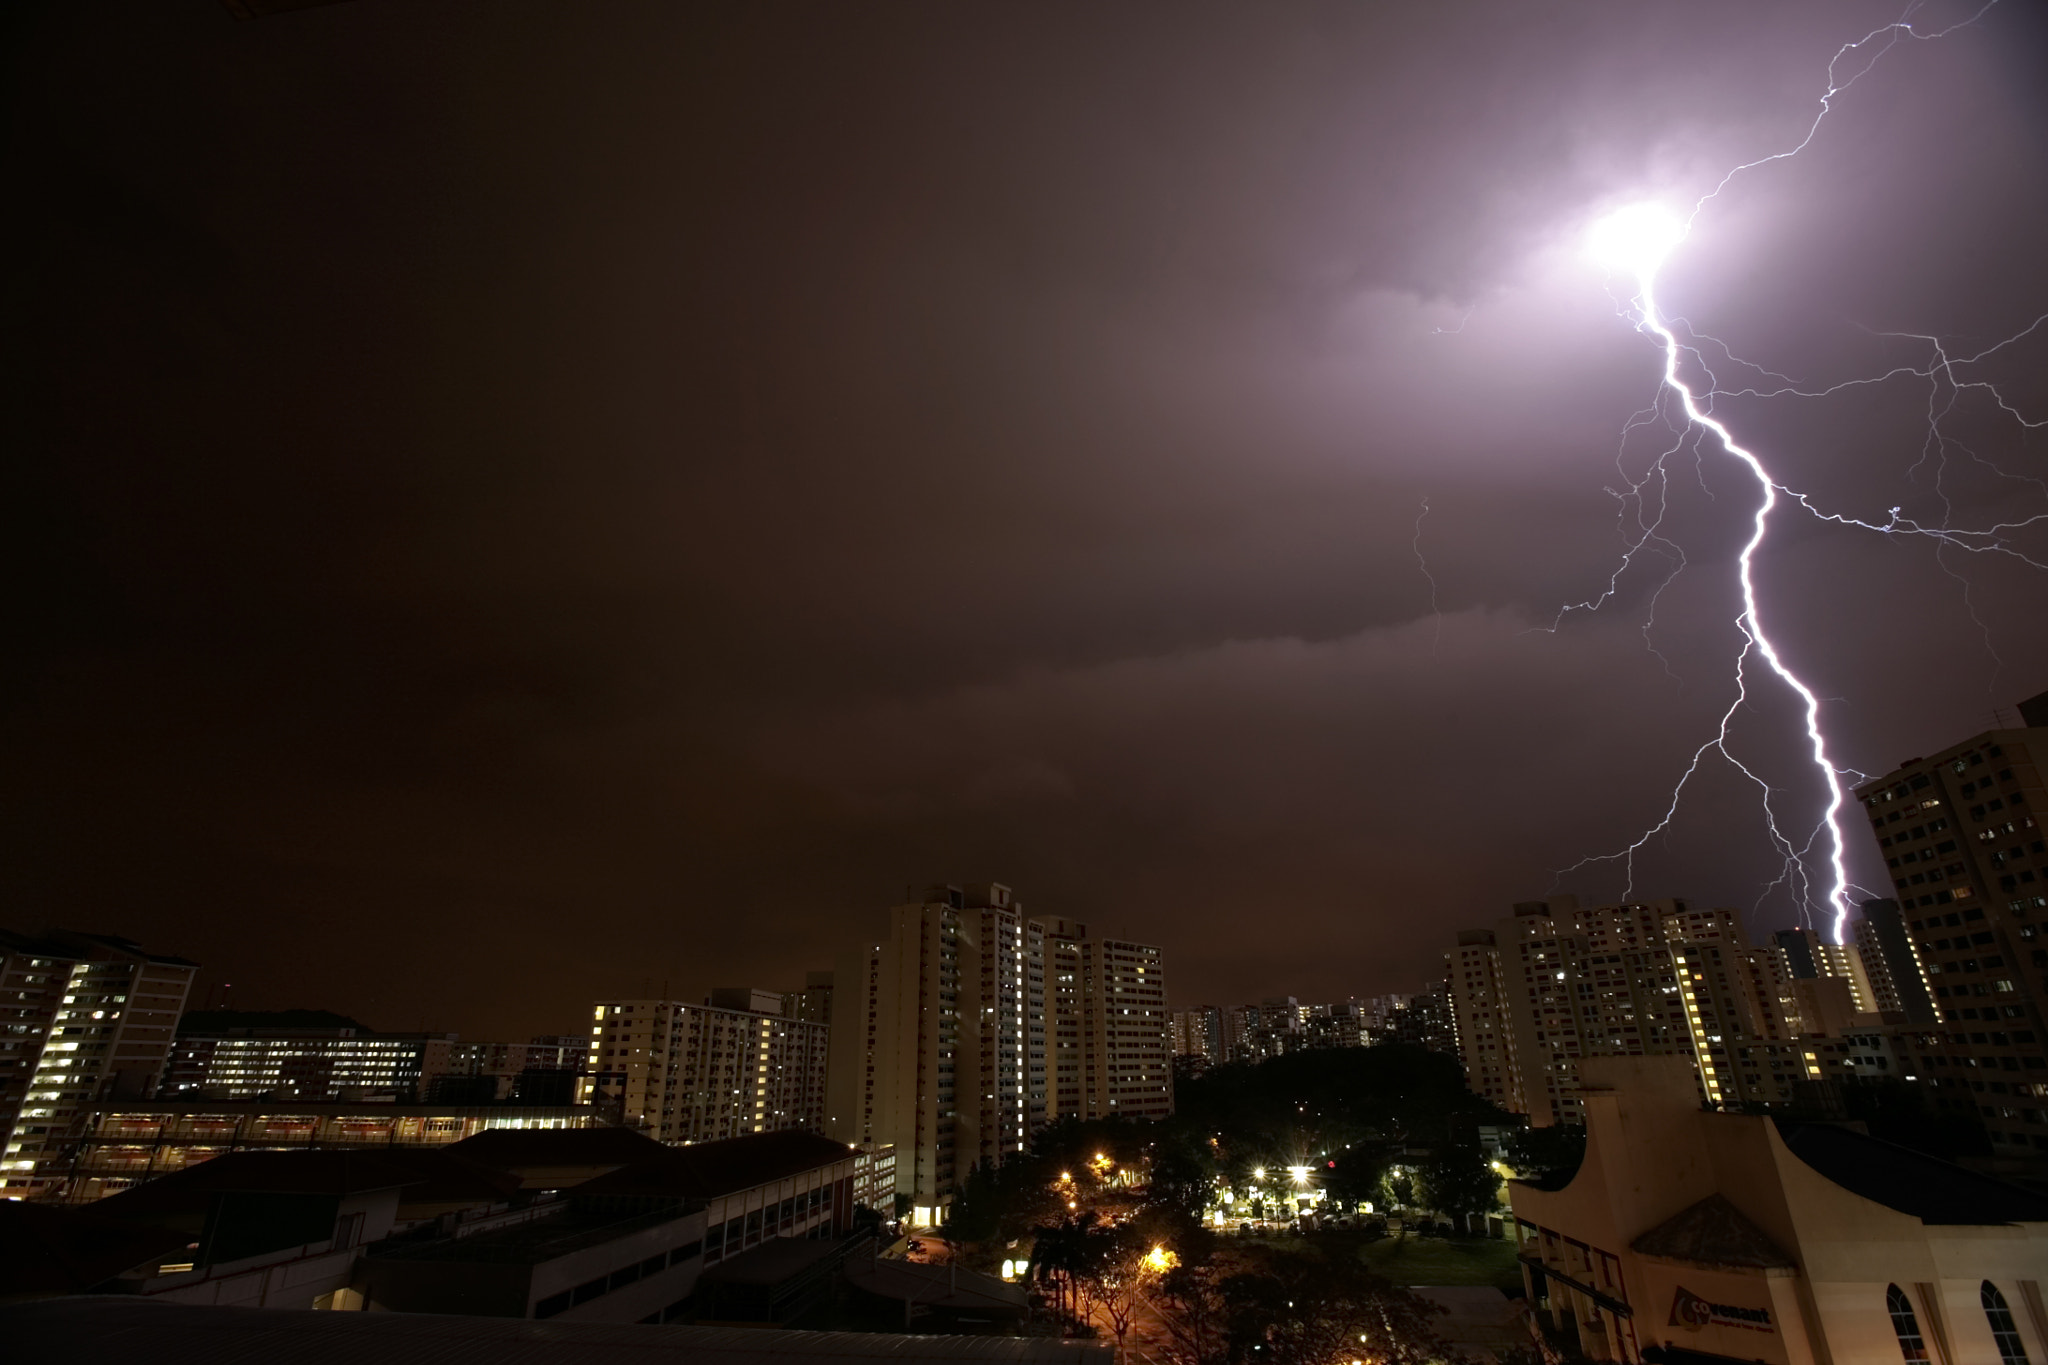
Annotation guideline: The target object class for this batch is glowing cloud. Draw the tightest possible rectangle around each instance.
[1584,203,1686,278]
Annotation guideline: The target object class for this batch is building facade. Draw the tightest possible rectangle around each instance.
[826,883,1170,1218]
[584,994,827,1147]
[1511,1055,2048,1365]
[1447,897,1867,1125]
[1,932,198,1199]
[1449,931,1527,1113]
[1170,1006,1228,1064]
[1852,702,2048,1154]
[164,1028,469,1103]
[53,1099,606,1203]
[1037,916,1171,1125]
[827,884,1046,1219]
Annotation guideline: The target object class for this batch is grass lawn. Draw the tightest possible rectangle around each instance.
[1357,1234,1522,1290]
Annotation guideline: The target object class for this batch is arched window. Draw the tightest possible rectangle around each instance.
[1888,1284,1929,1362]
[1984,1281,2031,1365]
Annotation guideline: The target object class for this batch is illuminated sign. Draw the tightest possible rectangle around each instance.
[1670,1285,1773,1334]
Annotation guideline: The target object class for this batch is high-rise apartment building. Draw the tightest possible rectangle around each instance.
[783,972,834,1026]
[1850,696,2048,1153]
[1037,916,1171,1125]
[826,883,1171,1220]
[1224,1000,1300,1064]
[1772,928,1879,1014]
[585,992,827,1146]
[827,884,1046,1218]
[1851,898,1937,1025]
[1448,932,1525,1113]
[1170,1007,1227,1063]
[1378,983,1457,1052]
[1447,897,1864,1125]
[0,932,198,1199]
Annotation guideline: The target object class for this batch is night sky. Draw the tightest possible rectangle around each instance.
[4,2,2046,1040]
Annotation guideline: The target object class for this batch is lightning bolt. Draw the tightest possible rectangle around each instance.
[1413,496,1441,654]
[1554,2,2047,943]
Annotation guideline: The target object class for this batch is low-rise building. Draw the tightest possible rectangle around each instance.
[1,1127,887,1326]
[1511,1054,2048,1364]
[2,1297,1115,1365]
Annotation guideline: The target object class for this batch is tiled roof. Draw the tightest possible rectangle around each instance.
[1629,1195,1795,1270]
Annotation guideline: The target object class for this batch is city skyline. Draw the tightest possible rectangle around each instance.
[6,3,2047,1040]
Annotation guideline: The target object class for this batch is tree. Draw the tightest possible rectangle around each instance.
[1152,1241,1450,1365]
[1146,1130,1216,1228]
[1325,1143,1392,1214]
[1030,1212,1094,1331]
[1072,1218,1157,1359]
[1415,1143,1501,1227]
[1503,1123,1586,1187]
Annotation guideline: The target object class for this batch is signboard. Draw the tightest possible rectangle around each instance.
[1670,1285,1774,1334]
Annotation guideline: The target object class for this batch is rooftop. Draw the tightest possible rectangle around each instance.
[1776,1120,2048,1226]
[576,1130,857,1200]
[0,929,199,968]
[369,1202,697,1265]
[842,1256,1029,1312]
[0,1204,190,1296]
[91,1150,430,1224]
[1,1299,1111,1364]
[445,1126,667,1172]
[698,1235,844,1286]
[92,1099,601,1120]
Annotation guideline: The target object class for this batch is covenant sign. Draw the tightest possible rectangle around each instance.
[1671,1286,1774,1333]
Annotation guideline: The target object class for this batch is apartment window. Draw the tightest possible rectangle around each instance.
[1887,1284,1929,1361]
[1984,1282,2030,1365]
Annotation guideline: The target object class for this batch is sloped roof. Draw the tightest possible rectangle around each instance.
[91,1149,428,1223]
[444,1126,663,1171]
[575,1130,856,1200]
[380,1149,523,1207]
[1776,1120,2048,1226]
[698,1235,844,1286]
[0,1203,190,1296]
[1630,1195,1794,1270]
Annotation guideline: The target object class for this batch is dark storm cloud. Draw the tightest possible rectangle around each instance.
[3,1,2044,1033]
